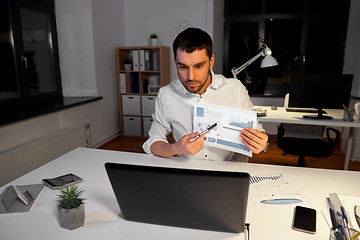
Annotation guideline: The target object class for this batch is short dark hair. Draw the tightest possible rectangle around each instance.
[172,27,213,59]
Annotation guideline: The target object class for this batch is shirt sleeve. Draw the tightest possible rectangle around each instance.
[142,89,172,154]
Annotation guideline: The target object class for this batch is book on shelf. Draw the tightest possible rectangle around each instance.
[142,79,149,93]
[130,73,139,93]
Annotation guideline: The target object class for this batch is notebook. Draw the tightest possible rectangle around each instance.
[105,162,250,233]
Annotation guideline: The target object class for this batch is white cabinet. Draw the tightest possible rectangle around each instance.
[141,96,156,116]
[123,117,141,137]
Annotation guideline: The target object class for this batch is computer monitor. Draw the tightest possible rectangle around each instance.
[288,74,353,119]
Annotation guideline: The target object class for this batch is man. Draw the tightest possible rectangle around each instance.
[143,27,268,162]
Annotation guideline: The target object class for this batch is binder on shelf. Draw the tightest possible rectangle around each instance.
[151,51,160,71]
[130,73,139,93]
[144,50,151,71]
[0,184,44,214]
[132,50,139,71]
[139,50,145,71]
[120,73,126,93]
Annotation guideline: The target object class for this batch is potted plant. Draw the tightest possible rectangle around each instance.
[150,33,158,46]
[123,58,132,71]
[57,185,86,230]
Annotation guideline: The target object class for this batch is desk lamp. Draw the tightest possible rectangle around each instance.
[231,43,278,78]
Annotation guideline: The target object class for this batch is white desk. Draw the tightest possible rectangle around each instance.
[1,148,359,240]
[255,106,360,170]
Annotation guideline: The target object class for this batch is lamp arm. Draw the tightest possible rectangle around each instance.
[231,50,265,78]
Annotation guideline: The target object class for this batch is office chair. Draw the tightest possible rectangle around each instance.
[277,123,340,167]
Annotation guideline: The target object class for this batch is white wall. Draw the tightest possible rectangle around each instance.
[123,0,215,82]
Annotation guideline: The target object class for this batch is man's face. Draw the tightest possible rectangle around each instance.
[174,48,214,95]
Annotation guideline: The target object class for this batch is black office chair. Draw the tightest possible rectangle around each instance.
[277,123,341,167]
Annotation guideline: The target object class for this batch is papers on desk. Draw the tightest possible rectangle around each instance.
[249,173,311,207]
[193,102,257,157]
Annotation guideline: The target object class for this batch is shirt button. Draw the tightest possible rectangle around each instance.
[205,155,207,157]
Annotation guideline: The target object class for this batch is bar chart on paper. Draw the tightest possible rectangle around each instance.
[193,102,257,157]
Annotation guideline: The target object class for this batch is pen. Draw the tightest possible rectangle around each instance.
[337,211,348,240]
[340,206,352,240]
[191,123,217,141]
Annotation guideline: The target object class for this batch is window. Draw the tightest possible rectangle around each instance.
[224,0,350,97]
[0,0,61,106]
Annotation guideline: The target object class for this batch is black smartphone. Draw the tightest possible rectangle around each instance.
[292,206,316,234]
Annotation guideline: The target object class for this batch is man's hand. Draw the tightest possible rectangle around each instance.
[240,127,269,154]
[150,132,206,157]
[174,132,206,155]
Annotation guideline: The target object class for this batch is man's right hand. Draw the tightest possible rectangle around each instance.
[150,132,206,158]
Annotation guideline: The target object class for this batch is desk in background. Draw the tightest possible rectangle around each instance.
[0,148,359,240]
[255,106,360,170]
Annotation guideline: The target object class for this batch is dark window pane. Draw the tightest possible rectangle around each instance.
[0,2,19,100]
[227,21,260,76]
[20,7,57,95]
[307,0,347,15]
[265,0,304,14]
[306,19,344,74]
[226,0,262,15]
[263,19,302,96]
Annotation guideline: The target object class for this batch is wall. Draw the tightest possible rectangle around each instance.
[123,0,215,81]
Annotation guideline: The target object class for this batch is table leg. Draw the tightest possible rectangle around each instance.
[344,127,354,170]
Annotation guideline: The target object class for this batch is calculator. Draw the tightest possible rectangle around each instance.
[42,173,83,190]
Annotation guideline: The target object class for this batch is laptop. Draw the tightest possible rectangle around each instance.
[105,162,250,233]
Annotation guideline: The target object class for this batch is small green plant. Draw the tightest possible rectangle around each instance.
[150,33,157,39]
[57,185,86,212]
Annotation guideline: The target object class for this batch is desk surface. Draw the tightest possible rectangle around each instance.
[1,148,359,240]
[256,106,360,127]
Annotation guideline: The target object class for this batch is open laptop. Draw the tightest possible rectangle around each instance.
[105,162,250,233]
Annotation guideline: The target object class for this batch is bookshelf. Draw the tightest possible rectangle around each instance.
[116,46,170,137]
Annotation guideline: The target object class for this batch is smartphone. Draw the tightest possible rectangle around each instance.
[292,206,316,234]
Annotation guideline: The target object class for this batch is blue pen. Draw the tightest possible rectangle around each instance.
[336,211,347,240]
[340,206,351,240]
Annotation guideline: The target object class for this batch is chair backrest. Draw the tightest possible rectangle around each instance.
[280,123,325,140]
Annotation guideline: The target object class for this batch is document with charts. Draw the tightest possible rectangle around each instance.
[193,102,257,157]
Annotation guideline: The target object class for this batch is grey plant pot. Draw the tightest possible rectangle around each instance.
[59,204,85,230]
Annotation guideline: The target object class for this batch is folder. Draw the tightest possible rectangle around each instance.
[120,73,126,93]
[151,51,160,71]
[132,50,139,71]
[144,50,151,71]
[139,50,145,71]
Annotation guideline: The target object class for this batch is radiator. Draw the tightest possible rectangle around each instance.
[0,123,91,187]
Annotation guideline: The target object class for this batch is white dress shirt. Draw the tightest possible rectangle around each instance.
[142,70,264,162]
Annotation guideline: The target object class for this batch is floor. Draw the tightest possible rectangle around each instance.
[98,136,360,171]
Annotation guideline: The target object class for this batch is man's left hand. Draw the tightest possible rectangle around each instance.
[240,127,269,154]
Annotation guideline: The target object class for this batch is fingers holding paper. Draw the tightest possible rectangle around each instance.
[240,127,269,154]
